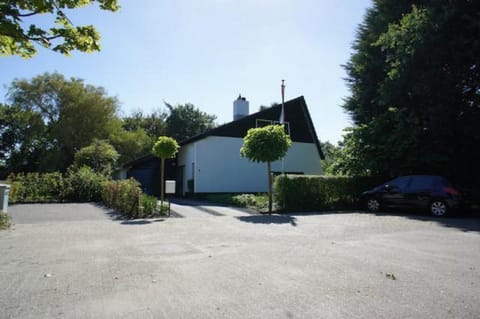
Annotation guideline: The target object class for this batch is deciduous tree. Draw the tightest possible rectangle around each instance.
[165,102,216,142]
[240,125,291,213]
[0,0,119,58]
[5,72,121,171]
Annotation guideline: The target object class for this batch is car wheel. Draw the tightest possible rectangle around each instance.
[430,200,448,217]
[366,198,381,212]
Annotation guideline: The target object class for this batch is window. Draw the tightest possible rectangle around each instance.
[408,176,436,191]
[274,121,290,135]
[385,176,411,190]
[256,119,272,128]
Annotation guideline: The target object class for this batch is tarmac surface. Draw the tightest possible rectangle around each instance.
[1,202,479,319]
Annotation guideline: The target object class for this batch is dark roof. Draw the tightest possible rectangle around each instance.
[121,154,156,169]
[180,96,325,159]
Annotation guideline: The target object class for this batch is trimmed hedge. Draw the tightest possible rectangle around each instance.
[274,175,385,211]
[63,166,107,202]
[9,172,66,203]
[8,169,163,219]
[8,167,106,203]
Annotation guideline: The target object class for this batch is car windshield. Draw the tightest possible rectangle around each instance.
[384,176,410,190]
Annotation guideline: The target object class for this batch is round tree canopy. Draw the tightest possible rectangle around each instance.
[240,124,291,163]
[152,136,180,159]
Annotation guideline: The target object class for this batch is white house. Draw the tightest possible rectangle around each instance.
[176,95,324,194]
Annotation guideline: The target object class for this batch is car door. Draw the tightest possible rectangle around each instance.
[381,176,412,208]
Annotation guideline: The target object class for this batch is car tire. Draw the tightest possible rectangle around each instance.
[430,200,448,217]
[366,198,381,212]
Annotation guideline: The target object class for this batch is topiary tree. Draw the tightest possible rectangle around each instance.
[152,136,180,203]
[240,125,291,213]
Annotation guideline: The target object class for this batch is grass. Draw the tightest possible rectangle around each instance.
[0,211,10,230]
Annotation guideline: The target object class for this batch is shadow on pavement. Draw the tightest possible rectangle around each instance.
[120,219,165,225]
[290,208,480,233]
[236,215,297,226]
[386,213,480,233]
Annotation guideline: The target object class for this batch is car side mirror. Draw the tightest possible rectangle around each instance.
[384,184,394,191]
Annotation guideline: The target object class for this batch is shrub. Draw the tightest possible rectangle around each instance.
[203,193,268,212]
[274,175,385,211]
[102,178,142,218]
[72,139,118,176]
[7,172,64,203]
[139,194,158,217]
[0,211,10,230]
[64,166,107,202]
[138,194,170,218]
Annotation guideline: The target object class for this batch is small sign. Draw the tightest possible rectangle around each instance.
[165,180,176,194]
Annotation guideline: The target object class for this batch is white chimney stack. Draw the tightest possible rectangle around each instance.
[233,94,249,121]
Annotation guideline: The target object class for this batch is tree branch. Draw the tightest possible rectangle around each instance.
[17,11,41,17]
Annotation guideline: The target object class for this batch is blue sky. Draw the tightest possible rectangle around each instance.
[0,0,372,143]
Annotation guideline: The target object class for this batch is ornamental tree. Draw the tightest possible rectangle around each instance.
[0,0,119,58]
[240,124,291,213]
[152,136,180,202]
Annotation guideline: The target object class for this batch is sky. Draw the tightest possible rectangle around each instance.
[0,0,372,143]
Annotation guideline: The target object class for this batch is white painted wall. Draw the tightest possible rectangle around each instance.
[177,142,196,194]
[191,136,322,193]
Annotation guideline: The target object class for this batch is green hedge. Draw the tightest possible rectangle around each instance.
[63,166,107,202]
[8,169,163,219]
[8,167,106,203]
[9,172,65,203]
[274,175,385,211]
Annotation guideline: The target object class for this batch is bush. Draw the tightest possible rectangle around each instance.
[72,139,118,176]
[102,178,142,218]
[274,175,385,211]
[232,194,269,211]
[0,211,10,230]
[203,193,268,211]
[138,195,170,217]
[139,194,158,217]
[64,166,107,202]
[8,172,65,203]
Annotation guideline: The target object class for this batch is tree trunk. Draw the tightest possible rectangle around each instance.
[160,157,165,204]
[268,161,272,213]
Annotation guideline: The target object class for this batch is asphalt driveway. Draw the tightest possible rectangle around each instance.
[1,203,479,319]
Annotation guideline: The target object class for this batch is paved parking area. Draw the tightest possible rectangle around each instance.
[1,203,479,319]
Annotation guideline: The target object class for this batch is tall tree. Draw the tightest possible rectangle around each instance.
[122,109,168,138]
[165,102,216,142]
[241,125,291,213]
[338,0,480,187]
[319,140,341,175]
[0,0,119,58]
[0,103,47,172]
[110,128,154,165]
[5,72,122,171]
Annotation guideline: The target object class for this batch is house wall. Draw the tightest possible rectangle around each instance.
[177,142,196,194]
[193,136,322,193]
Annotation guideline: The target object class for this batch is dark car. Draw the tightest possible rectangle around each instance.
[362,175,464,216]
